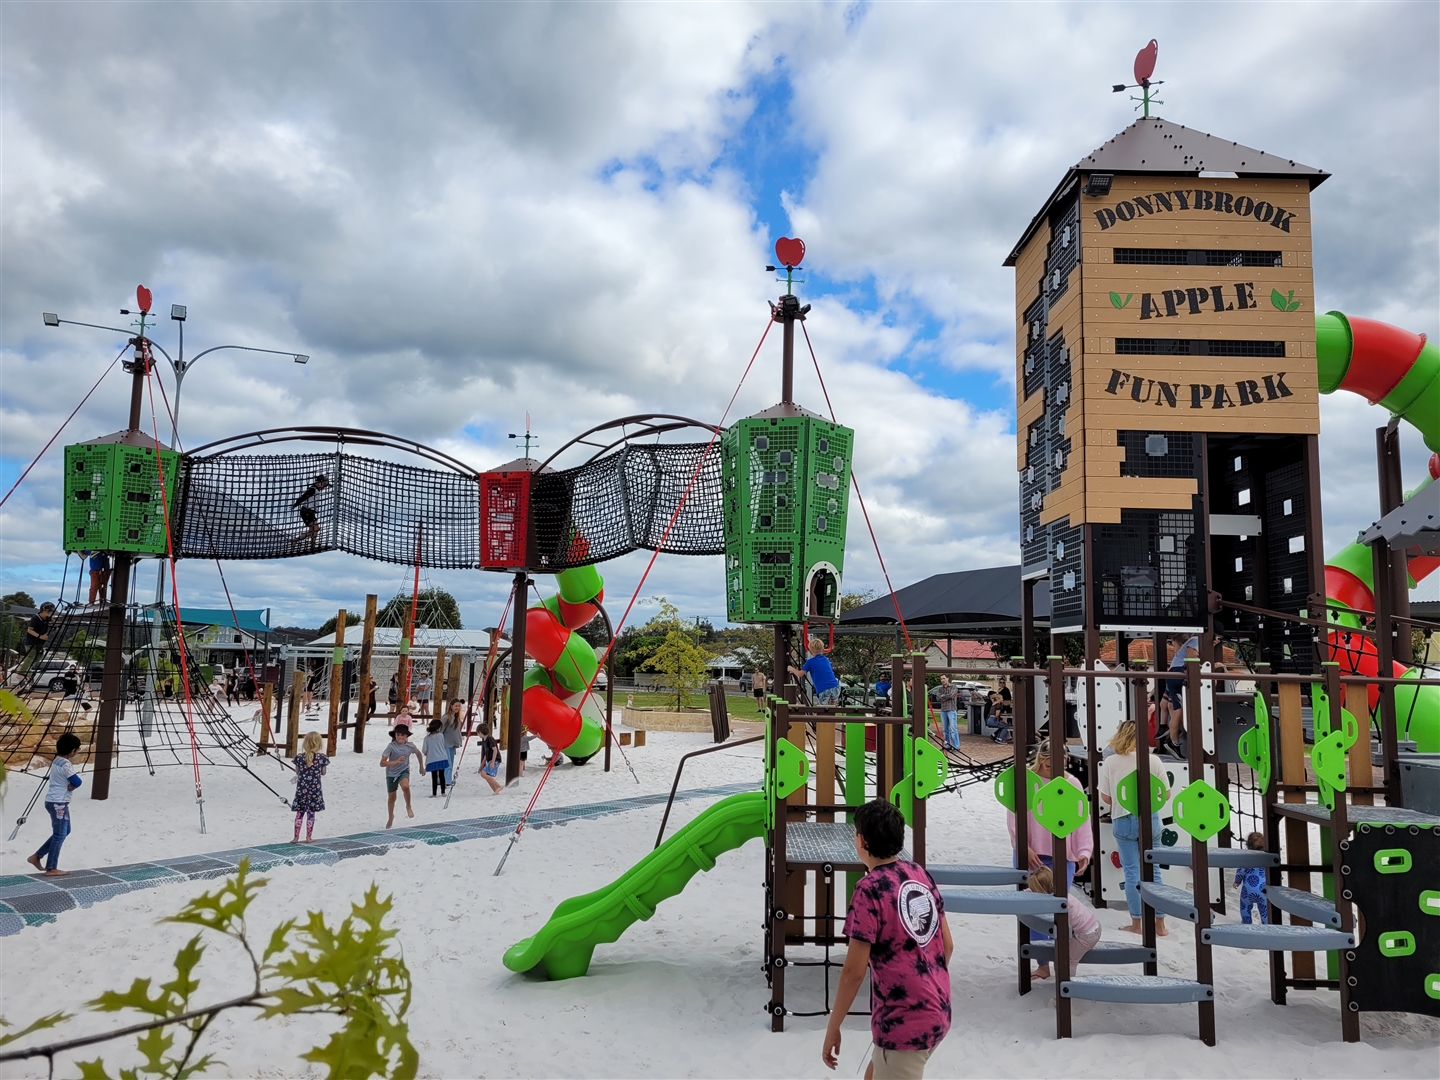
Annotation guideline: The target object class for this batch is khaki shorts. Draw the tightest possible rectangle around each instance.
[871,1046,933,1080]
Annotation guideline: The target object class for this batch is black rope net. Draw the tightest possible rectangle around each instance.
[172,440,723,570]
[176,451,480,568]
[531,442,725,569]
[0,602,291,805]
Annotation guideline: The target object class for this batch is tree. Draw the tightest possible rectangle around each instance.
[711,624,772,673]
[317,612,364,638]
[633,599,712,709]
[1,591,36,658]
[377,589,461,631]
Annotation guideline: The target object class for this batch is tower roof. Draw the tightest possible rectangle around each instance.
[1005,116,1329,265]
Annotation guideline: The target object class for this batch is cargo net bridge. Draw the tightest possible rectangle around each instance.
[174,421,725,570]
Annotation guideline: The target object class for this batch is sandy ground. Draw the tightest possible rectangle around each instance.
[2,710,1436,1079]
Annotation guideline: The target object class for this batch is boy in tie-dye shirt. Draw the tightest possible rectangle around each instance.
[823,800,952,1079]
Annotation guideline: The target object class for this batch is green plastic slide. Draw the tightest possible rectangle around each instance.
[503,790,768,980]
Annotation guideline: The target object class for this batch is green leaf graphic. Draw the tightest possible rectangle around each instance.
[1270,288,1289,312]
[1109,291,1133,310]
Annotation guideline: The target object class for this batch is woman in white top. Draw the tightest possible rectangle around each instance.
[1099,719,1170,937]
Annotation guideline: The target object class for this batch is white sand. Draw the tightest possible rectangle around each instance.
[2,713,1436,1078]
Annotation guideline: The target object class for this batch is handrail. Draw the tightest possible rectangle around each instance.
[654,735,764,849]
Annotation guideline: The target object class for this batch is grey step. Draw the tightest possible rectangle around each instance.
[940,888,1067,916]
[1061,975,1214,1003]
[1146,847,1279,869]
[1203,923,1355,951]
[1139,882,1198,923]
[1019,913,1057,937]
[929,864,1030,887]
[1023,940,1157,965]
[1264,885,1342,928]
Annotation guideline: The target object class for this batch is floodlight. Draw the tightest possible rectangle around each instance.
[42,312,60,326]
[171,304,187,322]
[293,354,309,365]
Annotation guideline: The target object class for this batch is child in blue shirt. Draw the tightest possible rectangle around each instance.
[1235,831,1269,924]
[790,643,841,705]
[27,733,82,875]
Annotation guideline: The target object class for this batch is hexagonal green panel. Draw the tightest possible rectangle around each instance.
[994,765,1043,814]
[1032,775,1090,840]
[1171,779,1230,842]
[1115,769,1168,817]
[1311,730,1351,811]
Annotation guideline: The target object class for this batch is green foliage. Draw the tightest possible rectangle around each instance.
[317,612,365,638]
[826,592,896,688]
[7,860,415,1080]
[377,589,461,631]
[637,599,712,709]
[0,1011,71,1048]
[1,591,37,658]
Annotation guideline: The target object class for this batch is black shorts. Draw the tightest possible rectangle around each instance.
[300,507,318,526]
[753,689,764,700]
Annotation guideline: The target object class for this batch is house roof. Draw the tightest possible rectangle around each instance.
[1005,117,1329,265]
[839,565,1050,633]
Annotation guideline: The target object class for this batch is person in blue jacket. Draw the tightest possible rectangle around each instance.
[791,641,841,705]
[27,732,83,876]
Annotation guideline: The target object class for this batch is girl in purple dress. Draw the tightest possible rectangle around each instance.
[292,731,329,842]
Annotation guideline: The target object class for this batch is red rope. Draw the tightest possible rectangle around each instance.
[503,315,775,849]
[144,365,206,811]
[0,347,125,509]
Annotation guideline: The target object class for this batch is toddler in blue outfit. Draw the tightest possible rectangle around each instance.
[1235,831,1269,924]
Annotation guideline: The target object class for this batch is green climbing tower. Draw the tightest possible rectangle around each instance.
[721,411,852,623]
[62,439,181,555]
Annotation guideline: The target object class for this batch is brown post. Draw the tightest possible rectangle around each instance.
[432,646,447,722]
[446,653,463,708]
[1185,658,1216,1045]
[1277,680,1314,981]
[1324,663,1360,1042]
[505,573,527,784]
[1047,654,1071,1037]
[398,600,416,711]
[325,610,346,756]
[355,594,377,753]
[90,551,133,800]
[910,651,926,866]
[1012,654,1031,997]
[286,669,303,757]
[1084,625,1104,905]
[1372,540,1403,804]
[1133,677,1158,977]
[257,681,275,754]
[604,645,614,773]
[1377,426,1412,663]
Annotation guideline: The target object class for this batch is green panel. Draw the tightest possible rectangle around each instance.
[1374,848,1412,875]
[1116,768,1168,817]
[1032,775,1090,839]
[1378,930,1416,958]
[722,414,854,623]
[994,765,1043,813]
[1171,779,1229,842]
[1237,690,1273,793]
[63,442,180,554]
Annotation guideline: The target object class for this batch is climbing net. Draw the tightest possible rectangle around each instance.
[177,450,481,568]
[173,436,724,570]
[0,601,291,798]
[532,442,725,569]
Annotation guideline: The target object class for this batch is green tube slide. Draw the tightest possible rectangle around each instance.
[503,790,768,980]
[1318,311,1440,751]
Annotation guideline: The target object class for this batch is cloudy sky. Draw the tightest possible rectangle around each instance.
[2,1,1437,631]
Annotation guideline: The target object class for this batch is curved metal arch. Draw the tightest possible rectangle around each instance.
[184,426,480,478]
[538,414,723,471]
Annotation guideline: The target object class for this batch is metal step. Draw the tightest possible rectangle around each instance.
[1023,940,1157,965]
[1019,913,1057,937]
[1264,885,1342,928]
[1203,923,1355,951]
[940,888,1067,916]
[929,864,1030,887]
[1061,975,1214,1003]
[1139,882,1198,923]
[1145,847,1279,869]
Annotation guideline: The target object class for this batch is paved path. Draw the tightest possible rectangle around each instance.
[0,782,754,936]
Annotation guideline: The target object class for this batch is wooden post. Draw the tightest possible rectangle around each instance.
[355,594,377,754]
[1013,656,1032,996]
[1277,680,1314,981]
[446,653,462,705]
[816,721,836,823]
[1372,539,1404,804]
[430,646,446,722]
[326,609,346,757]
[1084,625,1104,905]
[257,682,275,754]
[286,669,303,757]
[398,600,416,713]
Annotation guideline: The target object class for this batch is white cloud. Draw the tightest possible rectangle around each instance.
[1,2,1436,632]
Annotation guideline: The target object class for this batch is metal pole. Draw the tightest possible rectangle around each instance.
[505,572,527,784]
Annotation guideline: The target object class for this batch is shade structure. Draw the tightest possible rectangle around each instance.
[838,565,1051,635]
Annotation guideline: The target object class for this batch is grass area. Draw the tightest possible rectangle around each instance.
[619,690,766,720]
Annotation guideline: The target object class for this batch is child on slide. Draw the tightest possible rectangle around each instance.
[823,800,953,1079]
[291,731,329,843]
